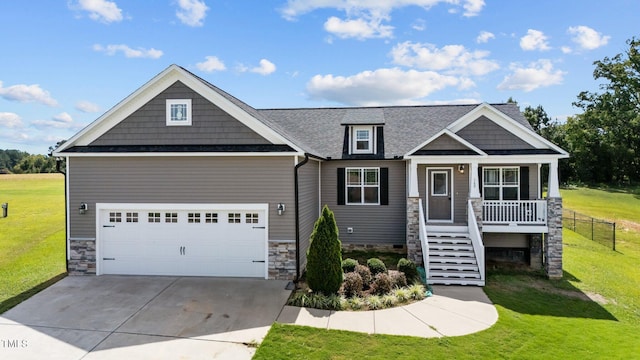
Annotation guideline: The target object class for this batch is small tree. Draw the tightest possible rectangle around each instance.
[306,205,343,295]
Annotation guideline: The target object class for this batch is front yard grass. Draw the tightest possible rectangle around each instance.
[0,174,66,313]
[256,185,640,360]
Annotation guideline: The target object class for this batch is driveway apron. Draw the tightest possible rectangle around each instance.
[0,276,290,360]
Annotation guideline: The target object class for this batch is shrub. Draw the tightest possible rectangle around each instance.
[342,272,364,297]
[347,296,365,310]
[381,294,398,308]
[342,258,359,273]
[355,264,372,288]
[393,287,411,303]
[306,205,343,295]
[366,295,383,310]
[397,258,419,284]
[371,272,393,295]
[408,284,426,300]
[367,258,387,275]
[389,271,407,288]
[288,291,343,310]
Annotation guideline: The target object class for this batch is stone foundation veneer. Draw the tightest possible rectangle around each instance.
[342,243,406,253]
[545,197,563,279]
[268,240,296,280]
[69,239,96,275]
[406,197,423,266]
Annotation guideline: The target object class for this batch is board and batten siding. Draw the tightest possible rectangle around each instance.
[456,116,534,150]
[418,164,469,224]
[68,156,295,240]
[91,81,270,146]
[320,160,406,246]
[296,159,320,270]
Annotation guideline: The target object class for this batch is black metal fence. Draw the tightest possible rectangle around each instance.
[562,209,616,250]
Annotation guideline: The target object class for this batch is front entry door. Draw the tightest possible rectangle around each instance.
[427,168,453,222]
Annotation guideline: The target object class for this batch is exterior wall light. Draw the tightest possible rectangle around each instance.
[458,164,465,174]
[277,203,286,216]
[79,202,89,215]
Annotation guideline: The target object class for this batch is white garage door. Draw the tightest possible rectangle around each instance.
[97,204,267,278]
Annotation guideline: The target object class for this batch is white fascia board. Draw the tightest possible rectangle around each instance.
[60,152,304,158]
[96,203,269,211]
[55,65,304,154]
[448,103,569,156]
[404,129,487,157]
[406,153,566,165]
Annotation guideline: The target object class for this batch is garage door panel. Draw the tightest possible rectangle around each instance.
[99,206,267,278]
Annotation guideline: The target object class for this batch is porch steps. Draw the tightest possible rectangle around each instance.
[426,227,484,286]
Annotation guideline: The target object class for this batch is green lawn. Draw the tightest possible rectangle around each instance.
[0,174,67,313]
[255,187,640,359]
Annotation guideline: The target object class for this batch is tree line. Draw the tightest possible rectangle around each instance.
[523,37,640,185]
[0,149,58,174]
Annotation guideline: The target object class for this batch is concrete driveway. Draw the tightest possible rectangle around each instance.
[0,276,291,360]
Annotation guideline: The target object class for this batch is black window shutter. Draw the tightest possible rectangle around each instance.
[337,168,345,205]
[478,166,483,196]
[376,126,384,156]
[520,166,530,200]
[342,127,350,156]
[380,167,389,205]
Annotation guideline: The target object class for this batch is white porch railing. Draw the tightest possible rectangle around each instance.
[468,200,485,283]
[418,198,429,281]
[482,200,547,225]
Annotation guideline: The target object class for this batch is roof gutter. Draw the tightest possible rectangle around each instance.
[294,153,310,282]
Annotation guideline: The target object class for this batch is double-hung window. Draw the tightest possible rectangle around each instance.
[346,168,380,204]
[351,126,374,154]
[483,167,519,200]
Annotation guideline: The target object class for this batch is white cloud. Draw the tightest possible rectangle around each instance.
[0,81,58,106]
[196,56,226,73]
[75,100,101,113]
[390,41,500,76]
[93,44,163,59]
[32,112,80,129]
[251,59,277,75]
[476,31,495,43]
[306,67,463,106]
[281,1,485,39]
[71,0,123,23]
[568,25,610,50]
[324,16,393,40]
[175,0,209,27]
[497,59,565,92]
[520,29,551,51]
[561,46,572,54]
[412,19,426,31]
[0,112,23,128]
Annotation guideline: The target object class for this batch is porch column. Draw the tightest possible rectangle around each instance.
[470,161,480,198]
[547,159,560,198]
[545,197,563,279]
[409,159,419,197]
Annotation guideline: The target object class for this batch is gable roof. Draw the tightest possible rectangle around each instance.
[55,64,568,160]
[55,65,305,155]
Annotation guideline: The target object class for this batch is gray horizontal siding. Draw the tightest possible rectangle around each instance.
[421,134,470,151]
[456,115,534,150]
[321,160,406,246]
[418,165,468,224]
[68,156,295,240]
[91,81,270,146]
[297,159,320,270]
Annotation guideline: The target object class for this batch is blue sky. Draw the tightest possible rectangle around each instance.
[0,0,637,154]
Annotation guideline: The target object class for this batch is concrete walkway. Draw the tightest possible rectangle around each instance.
[277,285,498,337]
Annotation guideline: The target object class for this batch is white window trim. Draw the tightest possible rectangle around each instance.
[430,171,449,197]
[346,167,381,205]
[483,166,520,201]
[350,125,375,154]
[166,99,192,126]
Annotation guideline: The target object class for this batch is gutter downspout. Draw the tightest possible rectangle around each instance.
[294,153,310,282]
[56,158,68,272]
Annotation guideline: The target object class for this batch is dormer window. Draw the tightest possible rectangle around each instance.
[166,99,192,126]
[351,125,375,154]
